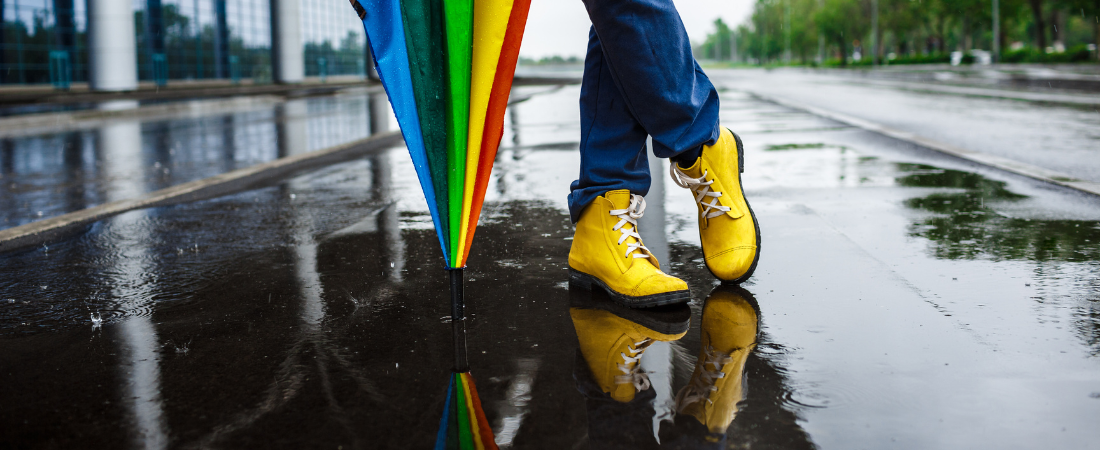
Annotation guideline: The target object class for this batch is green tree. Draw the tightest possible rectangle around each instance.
[697,18,733,60]
[1029,0,1048,48]
[815,0,871,65]
[707,0,1097,66]
[1055,0,1100,59]
[878,0,923,57]
[949,0,991,51]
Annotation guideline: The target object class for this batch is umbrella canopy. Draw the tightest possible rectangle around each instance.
[435,372,498,450]
[351,0,532,269]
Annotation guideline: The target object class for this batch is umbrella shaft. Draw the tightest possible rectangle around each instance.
[450,268,469,372]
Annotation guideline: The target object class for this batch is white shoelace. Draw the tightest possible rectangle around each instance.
[675,345,734,409]
[614,339,653,391]
[608,194,651,259]
[670,164,731,226]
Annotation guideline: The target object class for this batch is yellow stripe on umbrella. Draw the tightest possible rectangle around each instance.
[457,0,515,266]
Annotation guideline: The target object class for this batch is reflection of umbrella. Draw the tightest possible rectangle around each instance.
[435,368,497,449]
[349,0,532,447]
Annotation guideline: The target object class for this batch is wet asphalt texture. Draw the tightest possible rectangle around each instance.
[727,69,1100,183]
[2,72,1100,449]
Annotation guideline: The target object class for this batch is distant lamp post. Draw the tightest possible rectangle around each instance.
[731,32,738,63]
[760,9,767,65]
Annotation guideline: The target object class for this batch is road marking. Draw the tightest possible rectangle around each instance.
[0,131,403,255]
[748,90,1100,198]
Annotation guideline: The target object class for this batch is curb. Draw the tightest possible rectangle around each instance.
[854,79,1100,107]
[0,131,403,255]
[748,90,1100,198]
[0,79,375,107]
[0,95,289,139]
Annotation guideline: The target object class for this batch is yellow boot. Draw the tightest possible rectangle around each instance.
[674,285,759,434]
[570,301,689,403]
[671,127,760,283]
[568,189,690,307]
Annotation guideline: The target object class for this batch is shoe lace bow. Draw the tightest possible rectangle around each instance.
[671,164,731,227]
[675,345,734,409]
[608,194,651,259]
[614,338,654,391]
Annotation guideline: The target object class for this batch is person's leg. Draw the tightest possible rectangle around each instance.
[567,0,755,300]
[580,0,759,284]
[580,0,720,164]
[567,28,690,308]
[567,27,651,224]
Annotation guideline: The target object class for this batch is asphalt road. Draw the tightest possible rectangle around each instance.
[720,68,1100,183]
[1,77,1099,449]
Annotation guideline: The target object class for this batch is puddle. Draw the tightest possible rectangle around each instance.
[898,163,1100,262]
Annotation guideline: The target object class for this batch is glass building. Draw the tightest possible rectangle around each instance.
[0,0,366,87]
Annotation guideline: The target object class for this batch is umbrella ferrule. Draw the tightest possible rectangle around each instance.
[450,268,469,372]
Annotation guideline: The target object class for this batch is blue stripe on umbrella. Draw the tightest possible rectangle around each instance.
[359,0,450,265]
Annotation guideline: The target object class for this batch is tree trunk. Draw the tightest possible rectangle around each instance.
[1050,8,1064,51]
[936,16,948,53]
[963,15,972,52]
[1030,0,1047,50]
[876,26,885,60]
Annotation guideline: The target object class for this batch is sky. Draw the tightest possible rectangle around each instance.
[519,0,755,60]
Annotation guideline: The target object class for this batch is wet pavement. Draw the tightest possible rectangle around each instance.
[2,79,1100,449]
[725,69,1100,184]
[0,90,388,229]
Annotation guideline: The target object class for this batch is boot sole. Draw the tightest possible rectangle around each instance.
[568,268,691,308]
[711,129,761,285]
[568,288,692,335]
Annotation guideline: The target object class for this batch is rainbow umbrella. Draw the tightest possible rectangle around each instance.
[350,0,531,270]
[349,0,531,446]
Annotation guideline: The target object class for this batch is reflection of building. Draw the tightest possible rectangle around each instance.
[0,0,366,88]
[97,109,169,449]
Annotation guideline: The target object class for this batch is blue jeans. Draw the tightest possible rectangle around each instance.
[567,0,721,223]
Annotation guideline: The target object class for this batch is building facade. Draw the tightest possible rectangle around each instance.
[0,0,366,89]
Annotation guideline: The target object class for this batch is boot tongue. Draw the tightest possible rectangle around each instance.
[603,190,659,268]
[678,158,705,179]
[604,189,634,210]
[678,155,743,220]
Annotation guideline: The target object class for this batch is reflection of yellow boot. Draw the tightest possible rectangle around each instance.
[569,189,690,308]
[570,305,688,403]
[675,285,759,434]
[671,127,760,283]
